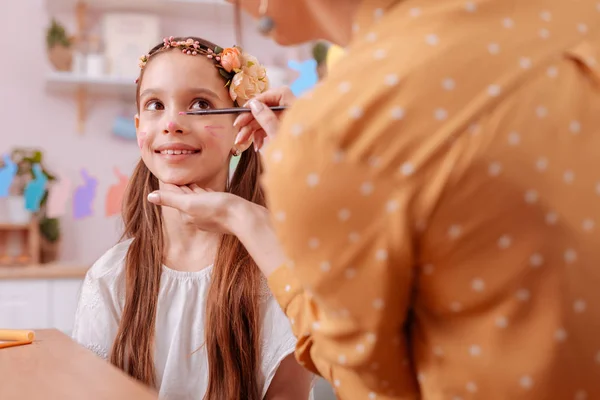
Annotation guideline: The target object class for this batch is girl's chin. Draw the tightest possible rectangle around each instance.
[157,176,199,187]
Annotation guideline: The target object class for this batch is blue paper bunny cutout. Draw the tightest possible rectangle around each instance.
[288,59,318,97]
[24,164,48,212]
[0,154,17,197]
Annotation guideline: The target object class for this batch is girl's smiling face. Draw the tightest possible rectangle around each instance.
[135,49,247,190]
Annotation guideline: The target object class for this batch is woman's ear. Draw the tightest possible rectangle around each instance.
[135,114,140,129]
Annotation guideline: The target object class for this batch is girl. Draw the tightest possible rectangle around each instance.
[72,36,312,400]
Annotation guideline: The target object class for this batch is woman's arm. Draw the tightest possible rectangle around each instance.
[227,201,285,279]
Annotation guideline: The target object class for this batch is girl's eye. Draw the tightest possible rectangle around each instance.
[145,100,164,111]
[191,99,211,110]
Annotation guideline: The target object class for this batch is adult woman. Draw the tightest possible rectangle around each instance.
[150,0,600,399]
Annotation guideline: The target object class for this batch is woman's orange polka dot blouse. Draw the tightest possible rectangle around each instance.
[262,0,600,399]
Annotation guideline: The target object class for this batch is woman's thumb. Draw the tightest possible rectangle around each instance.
[147,190,188,211]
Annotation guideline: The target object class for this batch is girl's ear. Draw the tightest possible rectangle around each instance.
[135,114,140,129]
[235,138,253,153]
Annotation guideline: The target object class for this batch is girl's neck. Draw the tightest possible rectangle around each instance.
[160,199,221,274]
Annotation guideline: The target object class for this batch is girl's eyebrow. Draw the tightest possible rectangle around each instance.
[139,87,223,102]
[185,88,223,102]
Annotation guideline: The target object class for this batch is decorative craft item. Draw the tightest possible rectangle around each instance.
[105,167,129,217]
[45,175,72,219]
[112,116,137,141]
[0,154,17,198]
[73,169,97,219]
[287,59,318,97]
[24,165,48,212]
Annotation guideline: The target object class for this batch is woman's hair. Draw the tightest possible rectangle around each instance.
[110,37,265,400]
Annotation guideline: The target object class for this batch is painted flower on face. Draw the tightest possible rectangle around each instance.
[220,47,242,73]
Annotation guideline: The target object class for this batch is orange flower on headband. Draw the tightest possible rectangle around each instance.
[221,47,242,73]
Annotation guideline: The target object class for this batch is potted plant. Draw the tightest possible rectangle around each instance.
[39,213,61,263]
[312,41,330,80]
[8,148,61,262]
[46,18,73,71]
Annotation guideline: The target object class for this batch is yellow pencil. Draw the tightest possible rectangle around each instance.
[0,329,35,342]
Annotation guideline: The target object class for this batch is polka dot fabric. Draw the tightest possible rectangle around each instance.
[262,0,600,399]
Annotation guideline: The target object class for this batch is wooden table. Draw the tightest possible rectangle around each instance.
[0,329,158,400]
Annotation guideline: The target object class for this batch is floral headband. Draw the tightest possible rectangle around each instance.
[138,37,270,104]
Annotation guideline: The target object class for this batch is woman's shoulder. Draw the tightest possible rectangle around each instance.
[86,238,133,281]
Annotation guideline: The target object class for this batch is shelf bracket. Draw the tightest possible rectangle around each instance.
[75,0,87,134]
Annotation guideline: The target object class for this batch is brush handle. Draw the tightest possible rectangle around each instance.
[183,106,288,116]
[0,340,33,350]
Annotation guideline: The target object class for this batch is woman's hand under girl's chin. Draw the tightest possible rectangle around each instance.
[148,183,265,236]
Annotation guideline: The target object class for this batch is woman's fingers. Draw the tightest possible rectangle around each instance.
[162,183,186,193]
[247,100,280,139]
[235,120,263,145]
[188,184,205,194]
[233,112,255,129]
[233,86,297,129]
[251,86,297,108]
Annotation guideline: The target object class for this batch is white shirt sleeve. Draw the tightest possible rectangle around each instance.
[71,241,129,360]
[258,294,300,398]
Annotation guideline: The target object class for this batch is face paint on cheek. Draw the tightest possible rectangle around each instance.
[137,132,147,149]
[204,125,225,137]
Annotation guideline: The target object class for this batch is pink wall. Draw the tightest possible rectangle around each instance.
[0,0,307,264]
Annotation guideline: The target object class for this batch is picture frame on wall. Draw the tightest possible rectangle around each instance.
[102,13,161,79]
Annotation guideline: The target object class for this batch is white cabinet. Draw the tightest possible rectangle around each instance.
[0,279,83,335]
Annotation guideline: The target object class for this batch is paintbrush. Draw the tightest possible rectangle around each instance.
[180,106,288,116]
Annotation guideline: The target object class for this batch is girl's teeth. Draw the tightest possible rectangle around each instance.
[160,149,195,155]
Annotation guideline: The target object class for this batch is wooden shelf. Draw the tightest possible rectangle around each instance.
[0,223,31,231]
[45,0,235,133]
[46,71,136,97]
[0,263,89,280]
[47,0,233,18]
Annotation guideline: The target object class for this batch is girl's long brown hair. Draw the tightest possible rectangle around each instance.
[110,37,264,400]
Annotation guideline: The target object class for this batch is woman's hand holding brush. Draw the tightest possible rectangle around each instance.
[233,86,297,151]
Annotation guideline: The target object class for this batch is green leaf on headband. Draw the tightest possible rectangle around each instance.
[247,61,255,68]
[219,69,231,80]
[214,46,223,54]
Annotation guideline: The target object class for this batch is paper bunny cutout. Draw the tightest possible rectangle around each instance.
[105,167,129,217]
[73,168,98,219]
[24,164,48,212]
[288,59,318,97]
[46,175,72,218]
[0,154,17,197]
